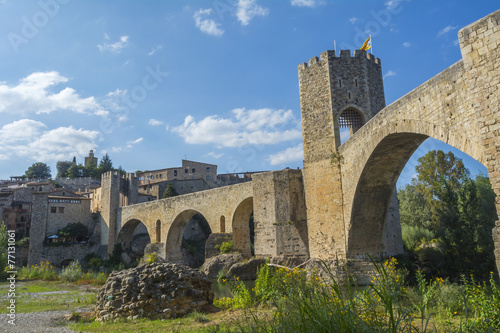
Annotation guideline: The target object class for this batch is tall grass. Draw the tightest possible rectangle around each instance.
[212,258,500,332]
[18,260,107,285]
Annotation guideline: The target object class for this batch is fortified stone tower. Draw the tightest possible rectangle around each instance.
[298,49,389,260]
[100,171,138,255]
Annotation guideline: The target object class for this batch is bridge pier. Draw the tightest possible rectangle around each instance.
[459,10,500,275]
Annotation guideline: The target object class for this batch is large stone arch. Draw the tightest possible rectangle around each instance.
[231,197,254,258]
[165,209,212,265]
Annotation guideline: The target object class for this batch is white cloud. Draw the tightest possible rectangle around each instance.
[127,137,143,146]
[98,35,129,53]
[268,143,304,165]
[383,70,397,79]
[0,71,105,115]
[437,25,458,37]
[453,39,460,46]
[0,119,99,162]
[149,119,164,126]
[193,9,224,37]
[403,42,411,47]
[171,108,301,147]
[148,45,163,56]
[236,0,269,26]
[206,151,224,159]
[349,17,358,24]
[291,0,325,7]
[107,137,143,153]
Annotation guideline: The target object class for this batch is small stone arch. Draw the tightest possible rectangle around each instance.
[339,107,365,135]
[220,216,226,233]
[60,258,74,268]
[232,197,254,258]
[155,220,161,243]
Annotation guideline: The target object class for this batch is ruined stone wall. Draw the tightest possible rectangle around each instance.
[458,9,500,274]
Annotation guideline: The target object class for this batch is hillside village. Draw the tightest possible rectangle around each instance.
[1,150,261,268]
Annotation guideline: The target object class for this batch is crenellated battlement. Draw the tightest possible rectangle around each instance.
[298,50,381,71]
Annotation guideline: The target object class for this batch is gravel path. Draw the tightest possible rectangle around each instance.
[1,307,90,333]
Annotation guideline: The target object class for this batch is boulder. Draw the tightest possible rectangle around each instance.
[200,253,243,279]
[227,258,266,280]
[94,263,213,322]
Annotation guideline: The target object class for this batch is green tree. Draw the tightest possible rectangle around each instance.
[162,183,179,198]
[397,183,431,229]
[56,161,73,178]
[57,222,89,242]
[65,164,80,179]
[25,162,51,179]
[99,153,113,173]
[413,150,469,231]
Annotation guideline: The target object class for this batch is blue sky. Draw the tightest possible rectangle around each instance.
[0,0,497,186]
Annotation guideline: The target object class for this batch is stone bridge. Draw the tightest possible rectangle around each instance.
[97,10,500,276]
[300,10,500,275]
[117,182,254,261]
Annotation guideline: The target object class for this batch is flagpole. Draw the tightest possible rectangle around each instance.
[334,40,336,54]
[370,35,373,54]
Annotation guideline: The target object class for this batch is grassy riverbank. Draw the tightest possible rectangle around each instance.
[2,258,499,332]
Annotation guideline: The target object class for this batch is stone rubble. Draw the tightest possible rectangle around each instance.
[94,263,213,322]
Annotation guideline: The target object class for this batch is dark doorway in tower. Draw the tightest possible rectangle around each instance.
[181,213,212,268]
[339,108,364,144]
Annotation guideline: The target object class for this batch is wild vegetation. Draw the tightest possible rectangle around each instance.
[397,150,497,281]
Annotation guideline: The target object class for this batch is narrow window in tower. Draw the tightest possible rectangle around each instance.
[338,79,342,88]
[348,92,351,99]
[355,79,358,87]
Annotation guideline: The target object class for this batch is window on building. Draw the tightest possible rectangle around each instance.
[192,168,195,173]
[159,174,162,179]
[51,207,56,213]
[39,187,42,192]
[184,169,188,174]
[174,170,177,176]
[206,176,211,180]
[58,207,64,213]
[206,167,210,172]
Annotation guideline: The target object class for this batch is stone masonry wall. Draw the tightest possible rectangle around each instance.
[28,193,49,266]
[458,9,500,275]
[252,169,308,258]
[45,198,94,236]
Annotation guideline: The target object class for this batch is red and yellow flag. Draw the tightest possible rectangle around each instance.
[360,36,371,51]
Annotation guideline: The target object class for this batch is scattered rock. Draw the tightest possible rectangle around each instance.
[94,263,213,322]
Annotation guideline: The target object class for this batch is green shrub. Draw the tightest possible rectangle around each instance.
[218,241,234,254]
[401,224,436,251]
[60,260,85,282]
[144,252,157,264]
